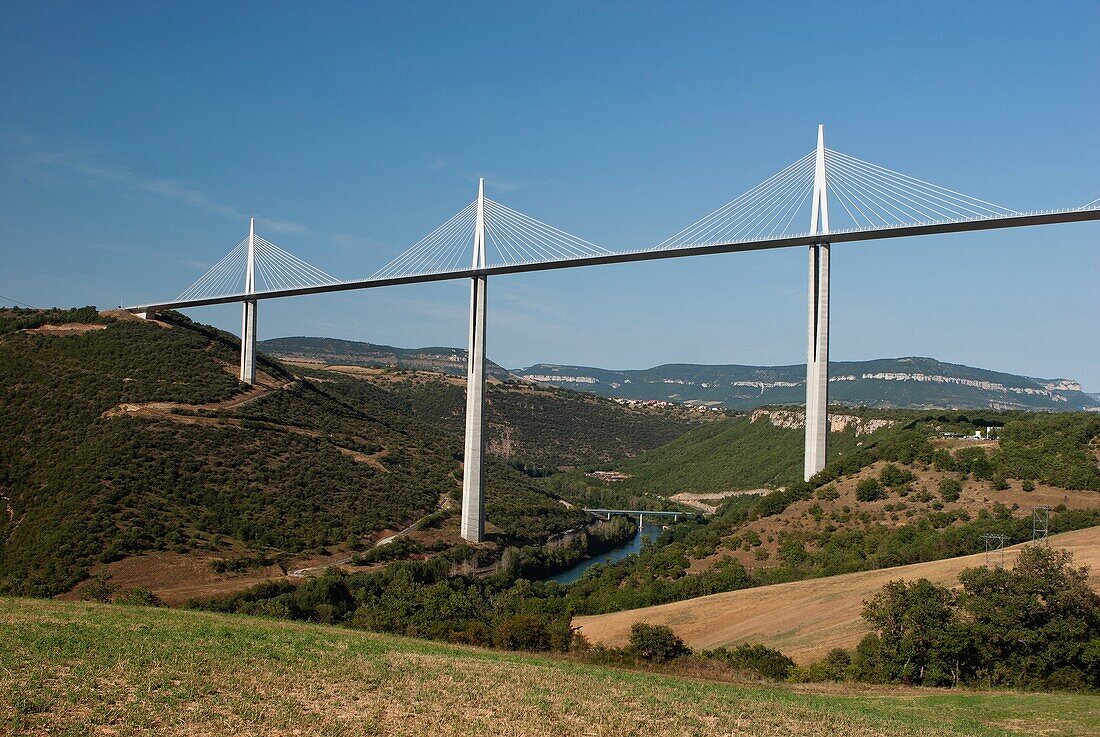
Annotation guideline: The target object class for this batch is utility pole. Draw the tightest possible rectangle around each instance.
[1032,506,1051,544]
[804,124,830,481]
[983,533,1009,568]
[461,180,487,543]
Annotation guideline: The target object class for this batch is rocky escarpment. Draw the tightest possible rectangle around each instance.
[750,408,895,436]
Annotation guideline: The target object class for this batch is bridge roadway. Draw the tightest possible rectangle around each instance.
[585,508,685,521]
[125,207,1100,313]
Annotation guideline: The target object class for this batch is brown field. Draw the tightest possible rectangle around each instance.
[575,525,1100,664]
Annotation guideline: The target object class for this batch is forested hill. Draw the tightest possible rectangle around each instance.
[514,357,1099,411]
[259,337,1098,412]
[260,336,511,380]
[0,308,695,597]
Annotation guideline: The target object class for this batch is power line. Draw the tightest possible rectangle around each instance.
[0,294,35,308]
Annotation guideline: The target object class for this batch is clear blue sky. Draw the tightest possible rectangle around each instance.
[2,2,1098,387]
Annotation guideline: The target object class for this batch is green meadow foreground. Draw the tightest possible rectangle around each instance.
[2,598,1098,737]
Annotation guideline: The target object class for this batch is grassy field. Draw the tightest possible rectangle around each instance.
[575,526,1100,663]
[2,598,1098,736]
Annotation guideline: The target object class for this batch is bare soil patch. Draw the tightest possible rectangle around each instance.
[59,552,289,606]
[672,489,769,514]
[22,322,108,335]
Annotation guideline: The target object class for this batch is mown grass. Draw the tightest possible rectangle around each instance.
[1,597,1097,736]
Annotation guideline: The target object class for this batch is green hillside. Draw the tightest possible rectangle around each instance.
[609,414,846,494]
[3,596,1096,737]
[0,309,694,597]
[260,335,512,378]
[597,409,1100,497]
[371,373,700,470]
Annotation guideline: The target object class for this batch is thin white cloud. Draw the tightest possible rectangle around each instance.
[139,177,240,219]
[7,137,340,245]
[257,217,309,234]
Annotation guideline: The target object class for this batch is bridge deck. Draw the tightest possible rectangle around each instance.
[126,207,1100,312]
[584,509,684,517]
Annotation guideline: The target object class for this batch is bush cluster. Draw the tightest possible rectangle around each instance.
[807,546,1100,690]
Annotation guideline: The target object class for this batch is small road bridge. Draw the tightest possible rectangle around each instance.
[124,126,1100,544]
[584,509,686,523]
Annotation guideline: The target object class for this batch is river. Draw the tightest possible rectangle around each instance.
[549,522,665,584]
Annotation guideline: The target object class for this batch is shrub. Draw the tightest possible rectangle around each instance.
[806,648,851,681]
[494,613,552,652]
[879,463,913,488]
[932,449,956,472]
[855,478,885,502]
[938,478,962,503]
[705,643,794,680]
[113,587,165,607]
[80,573,116,603]
[628,623,690,662]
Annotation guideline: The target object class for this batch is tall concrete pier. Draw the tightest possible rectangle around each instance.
[239,217,258,385]
[461,180,488,543]
[804,125,830,481]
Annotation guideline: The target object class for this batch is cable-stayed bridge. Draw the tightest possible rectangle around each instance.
[126,126,1100,543]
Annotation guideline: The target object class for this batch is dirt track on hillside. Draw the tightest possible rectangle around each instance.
[574,526,1100,664]
[670,489,769,514]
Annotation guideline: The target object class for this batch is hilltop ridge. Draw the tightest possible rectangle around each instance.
[260,337,1098,412]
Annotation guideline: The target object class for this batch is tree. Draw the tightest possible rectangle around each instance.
[113,587,165,607]
[879,463,913,488]
[856,478,885,502]
[494,613,552,652]
[80,573,116,603]
[628,622,690,662]
[938,478,962,503]
[958,545,1100,690]
[860,578,968,686]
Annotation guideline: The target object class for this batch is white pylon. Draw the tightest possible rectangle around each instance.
[804,125,830,481]
[239,217,258,384]
[461,179,488,542]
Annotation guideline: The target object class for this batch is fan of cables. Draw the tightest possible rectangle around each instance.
[370,199,613,279]
[823,148,1018,231]
[176,234,339,301]
[649,147,1023,252]
[371,201,477,279]
[483,198,613,266]
[650,151,817,251]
